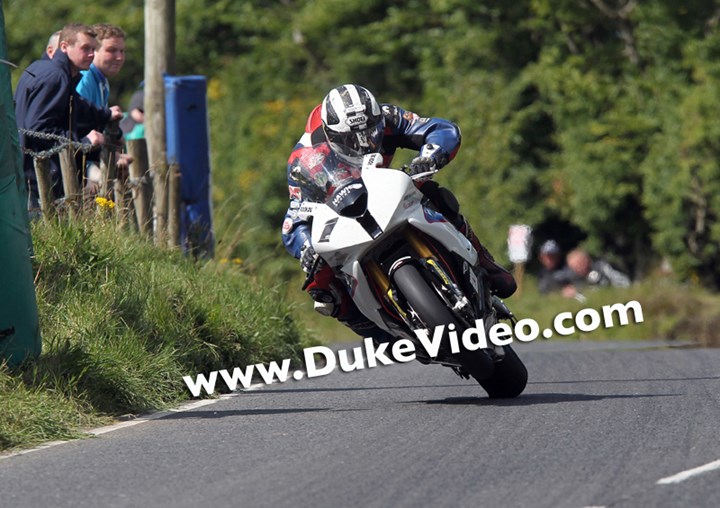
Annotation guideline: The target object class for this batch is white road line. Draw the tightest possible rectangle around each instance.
[0,386,266,461]
[88,397,230,436]
[0,441,72,461]
[656,458,720,485]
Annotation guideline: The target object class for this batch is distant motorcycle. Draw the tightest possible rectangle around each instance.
[298,152,527,398]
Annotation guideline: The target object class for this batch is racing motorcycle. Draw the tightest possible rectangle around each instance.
[296,151,527,398]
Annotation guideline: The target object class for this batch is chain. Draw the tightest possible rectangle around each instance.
[19,129,100,160]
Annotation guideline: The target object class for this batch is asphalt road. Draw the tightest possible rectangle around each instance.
[1,340,719,508]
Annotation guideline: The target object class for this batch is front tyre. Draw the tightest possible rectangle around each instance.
[479,345,528,398]
[392,264,494,381]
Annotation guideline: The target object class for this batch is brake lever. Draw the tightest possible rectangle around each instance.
[411,169,439,181]
[399,165,439,181]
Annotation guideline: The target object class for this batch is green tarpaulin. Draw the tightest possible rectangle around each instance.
[0,4,41,367]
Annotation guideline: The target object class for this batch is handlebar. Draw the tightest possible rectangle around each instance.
[399,165,439,181]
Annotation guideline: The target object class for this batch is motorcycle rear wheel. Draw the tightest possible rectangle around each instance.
[392,263,495,382]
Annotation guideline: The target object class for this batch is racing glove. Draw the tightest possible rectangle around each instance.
[300,241,322,273]
[407,144,450,180]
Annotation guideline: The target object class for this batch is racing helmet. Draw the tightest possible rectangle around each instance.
[321,84,385,167]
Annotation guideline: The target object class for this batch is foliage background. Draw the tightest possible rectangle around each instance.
[5,0,720,290]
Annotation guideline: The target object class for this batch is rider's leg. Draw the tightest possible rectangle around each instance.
[418,181,517,299]
[306,264,397,344]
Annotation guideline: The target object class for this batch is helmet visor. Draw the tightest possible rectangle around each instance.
[326,121,384,161]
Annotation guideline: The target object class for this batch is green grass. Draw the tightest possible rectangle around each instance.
[0,368,103,450]
[1,215,312,452]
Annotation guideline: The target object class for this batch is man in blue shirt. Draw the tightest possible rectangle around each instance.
[76,24,130,187]
[76,24,125,108]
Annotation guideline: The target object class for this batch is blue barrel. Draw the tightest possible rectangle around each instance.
[164,75,215,257]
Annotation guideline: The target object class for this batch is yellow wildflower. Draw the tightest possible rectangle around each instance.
[95,197,116,210]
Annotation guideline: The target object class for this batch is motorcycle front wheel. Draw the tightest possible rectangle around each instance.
[478,345,528,398]
[392,263,495,382]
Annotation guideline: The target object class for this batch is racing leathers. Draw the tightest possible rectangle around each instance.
[281,103,516,343]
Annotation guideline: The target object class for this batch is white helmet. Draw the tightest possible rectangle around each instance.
[321,84,385,167]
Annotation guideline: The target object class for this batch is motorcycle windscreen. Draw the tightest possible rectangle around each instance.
[288,143,363,203]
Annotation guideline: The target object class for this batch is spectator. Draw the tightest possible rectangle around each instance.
[119,87,144,140]
[45,30,61,59]
[76,24,125,107]
[14,23,123,211]
[560,248,631,300]
[75,24,131,188]
[537,240,566,294]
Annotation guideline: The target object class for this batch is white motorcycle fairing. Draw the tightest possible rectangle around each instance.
[292,149,528,398]
[297,165,479,336]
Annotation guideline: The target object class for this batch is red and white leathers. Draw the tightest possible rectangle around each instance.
[281,103,516,343]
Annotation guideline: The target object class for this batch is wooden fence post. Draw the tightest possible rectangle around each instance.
[58,147,81,218]
[32,158,55,220]
[127,139,153,237]
[113,177,127,227]
[145,0,176,246]
[167,162,181,248]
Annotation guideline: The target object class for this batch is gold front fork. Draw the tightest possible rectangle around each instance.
[404,229,433,259]
[363,228,438,321]
[365,259,407,319]
[364,229,432,291]
[365,260,390,294]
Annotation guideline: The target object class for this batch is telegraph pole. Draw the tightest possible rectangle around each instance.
[144,0,176,246]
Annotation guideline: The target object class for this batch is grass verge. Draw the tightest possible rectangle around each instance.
[1,216,311,452]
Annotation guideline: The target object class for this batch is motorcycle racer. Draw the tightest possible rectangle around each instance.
[281,84,516,343]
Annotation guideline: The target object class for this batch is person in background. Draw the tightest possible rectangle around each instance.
[75,23,131,188]
[559,248,631,301]
[119,87,144,140]
[14,23,123,211]
[44,30,61,59]
[537,240,566,294]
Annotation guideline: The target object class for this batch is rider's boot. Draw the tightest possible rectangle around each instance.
[456,216,517,299]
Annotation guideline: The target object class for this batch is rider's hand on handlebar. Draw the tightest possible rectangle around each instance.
[407,156,436,180]
[406,143,450,182]
[300,242,322,274]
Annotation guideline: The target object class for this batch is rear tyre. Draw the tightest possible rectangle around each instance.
[392,264,494,381]
[478,345,528,398]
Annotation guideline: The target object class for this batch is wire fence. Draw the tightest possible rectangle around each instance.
[20,124,156,238]
[19,128,98,160]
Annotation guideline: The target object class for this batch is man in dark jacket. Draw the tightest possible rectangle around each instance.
[14,23,122,210]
